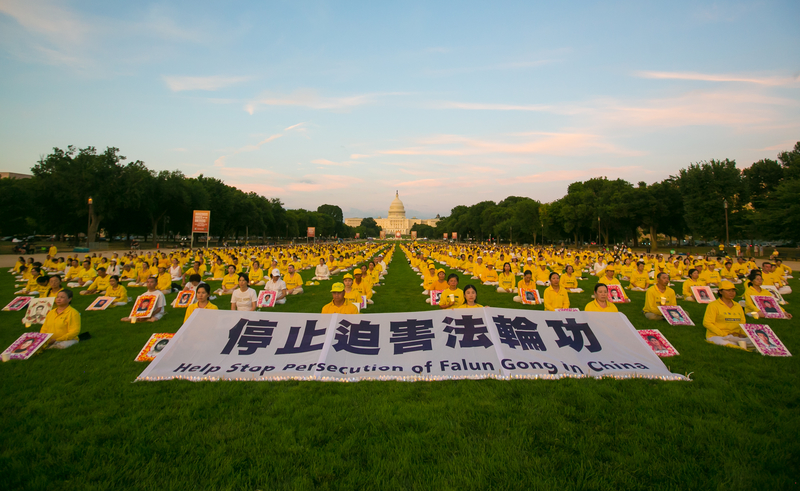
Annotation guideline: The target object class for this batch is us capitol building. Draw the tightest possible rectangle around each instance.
[344,191,439,235]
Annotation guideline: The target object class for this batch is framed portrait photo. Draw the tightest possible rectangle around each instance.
[359,295,368,310]
[129,294,158,319]
[257,290,277,308]
[638,329,680,357]
[520,288,541,305]
[751,295,787,319]
[555,308,580,312]
[606,284,628,303]
[134,333,175,362]
[3,333,52,360]
[659,305,695,326]
[429,290,443,306]
[86,296,115,311]
[761,285,786,305]
[741,324,791,357]
[691,285,716,304]
[174,290,196,308]
[22,298,55,325]
[3,296,33,312]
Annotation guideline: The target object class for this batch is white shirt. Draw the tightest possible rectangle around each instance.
[265,279,287,293]
[314,264,330,278]
[169,264,183,281]
[141,289,166,312]
[231,287,257,310]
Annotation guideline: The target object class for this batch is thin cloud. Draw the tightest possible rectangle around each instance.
[311,159,351,167]
[0,0,88,44]
[350,154,371,159]
[164,75,250,92]
[636,70,800,87]
[245,89,408,113]
[287,175,363,192]
[284,122,305,131]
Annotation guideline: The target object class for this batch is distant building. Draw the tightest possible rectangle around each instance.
[345,191,439,235]
[0,172,32,179]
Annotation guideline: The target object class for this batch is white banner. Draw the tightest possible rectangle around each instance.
[137,308,688,382]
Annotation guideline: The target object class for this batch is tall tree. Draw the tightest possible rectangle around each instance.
[678,159,745,242]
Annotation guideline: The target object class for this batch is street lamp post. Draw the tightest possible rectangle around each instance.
[597,216,601,246]
[723,198,729,251]
[87,197,93,247]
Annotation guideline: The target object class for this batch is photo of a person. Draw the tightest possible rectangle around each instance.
[698,290,709,300]
[95,299,107,309]
[524,291,535,302]
[8,297,29,310]
[668,309,683,323]
[147,338,170,357]
[754,329,775,348]
[136,298,152,313]
[646,335,667,353]
[179,292,191,305]
[13,338,35,354]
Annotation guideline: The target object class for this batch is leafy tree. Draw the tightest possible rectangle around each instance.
[359,218,382,238]
[317,204,343,223]
[0,178,34,236]
[678,159,745,242]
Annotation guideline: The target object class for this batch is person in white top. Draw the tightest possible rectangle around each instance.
[169,259,183,281]
[121,276,167,322]
[231,273,257,311]
[106,260,120,277]
[264,269,288,304]
[313,258,330,281]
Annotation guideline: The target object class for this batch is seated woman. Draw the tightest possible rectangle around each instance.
[231,274,258,312]
[425,269,449,304]
[742,270,792,319]
[40,289,81,349]
[543,272,570,311]
[129,261,152,287]
[248,260,266,286]
[497,263,517,293]
[105,275,129,306]
[597,267,621,287]
[481,262,499,286]
[584,283,619,312]
[628,262,650,291]
[183,283,218,323]
[459,284,483,308]
[264,269,288,305]
[681,268,704,301]
[214,265,239,296]
[643,273,677,320]
[703,281,753,350]
[560,265,582,292]
[513,270,538,303]
[421,263,438,294]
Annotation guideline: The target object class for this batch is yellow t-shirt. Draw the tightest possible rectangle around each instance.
[284,272,303,291]
[584,300,619,312]
[40,306,81,342]
[498,272,516,290]
[643,285,677,315]
[221,273,239,291]
[543,286,569,311]
[702,299,745,339]
[439,288,465,309]
[105,284,128,303]
[322,301,359,314]
[629,271,650,289]
[184,302,219,323]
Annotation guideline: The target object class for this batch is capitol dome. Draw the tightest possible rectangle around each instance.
[388,191,406,218]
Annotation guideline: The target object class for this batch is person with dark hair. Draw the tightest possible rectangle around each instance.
[460,284,483,308]
[584,283,619,312]
[703,281,752,350]
[121,276,166,322]
[105,275,129,306]
[643,272,677,320]
[513,270,537,303]
[682,268,703,301]
[561,264,582,292]
[231,273,257,311]
[183,283,218,323]
[646,335,667,353]
[43,275,63,298]
[497,262,517,293]
[742,271,791,319]
[543,272,569,311]
[81,266,110,295]
[40,289,81,349]
[754,329,776,348]
[439,273,464,309]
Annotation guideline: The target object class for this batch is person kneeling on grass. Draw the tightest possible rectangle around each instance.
[40,289,81,349]
[231,273,257,311]
[322,282,359,314]
[184,283,218,323]
[643,272,677,320]
[438,273,465,309]
[121,276,166,323]
[703,280,753,350]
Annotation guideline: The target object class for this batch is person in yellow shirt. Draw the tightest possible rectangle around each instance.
[533,263,551,286]
[322,282,359,314]
[628,262,650,291]
[470,257,486,280]
[598,267,621,286]
[156,266,173,294]
[619,258,635,281]
[459,284,483,308]
[67,260,97,288]
[425,269,450,304]
[438,273,465,309]
[559,265,581,292]
[699,266,722,289]
[543,273,570,311]
[703,281,752,349]
[105,275,129,306]
[247,260,266,286]
[682,268,704,301]
[643,273,677,320]
[421,264,438,294]
[81,267,111,295]
[43,275,64,298]
[719,260,739,283]
[215,265,239,296]
[183,283,218,322]
[40,289,81,349]
[284,264,304,295]
[48,243,58,257]
[762,262,792,295]
[211,259,226,280]
[497,263,517,293]
[481,262,499,286]
[742,271,792,319]
[352,268,373,304]
[584,284,619,312]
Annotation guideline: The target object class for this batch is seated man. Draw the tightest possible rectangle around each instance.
[67,260,96,289]
[264,269,288,304]
[321,282,359,314]
[702,280,752,350]
[762,262,792,295]
[81,267,110,295]
[284,264,304,295]
[121,276,167,323]
[643,272,677,320]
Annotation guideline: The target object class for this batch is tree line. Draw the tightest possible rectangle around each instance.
[424,142,800,249]
[0,146,373,245]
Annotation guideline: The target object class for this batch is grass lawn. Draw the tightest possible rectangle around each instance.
[1,244,798,490]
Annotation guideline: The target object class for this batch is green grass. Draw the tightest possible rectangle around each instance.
[1,244,798,490]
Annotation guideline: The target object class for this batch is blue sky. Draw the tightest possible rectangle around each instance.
[1,1,798,218]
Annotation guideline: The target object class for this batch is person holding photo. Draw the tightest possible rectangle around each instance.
[743,271,791,319]
[643,272,677,320]
[702,280,752,350]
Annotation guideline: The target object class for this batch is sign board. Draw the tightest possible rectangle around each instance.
[411,231,417,239]
[307,227,315,238]
[192,210,210,233]
[380,231,386,239]
[452,232,458,240]
[395,231,402,239]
